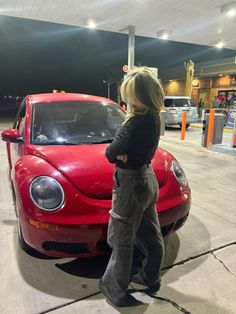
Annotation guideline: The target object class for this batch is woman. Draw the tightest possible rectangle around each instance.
[99,67,165,307]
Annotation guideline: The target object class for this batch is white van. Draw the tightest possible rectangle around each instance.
[164,96,199,129]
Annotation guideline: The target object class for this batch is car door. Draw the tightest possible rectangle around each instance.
[9,100,27,171]
[189,99,198,121]
[178,98,190,123]
[164,98,175,124]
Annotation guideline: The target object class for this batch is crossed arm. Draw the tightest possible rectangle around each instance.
[105,121,134,164]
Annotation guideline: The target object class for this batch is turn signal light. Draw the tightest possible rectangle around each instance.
[28,219,59,231]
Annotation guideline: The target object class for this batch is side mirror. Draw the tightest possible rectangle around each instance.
[1,129,24,143]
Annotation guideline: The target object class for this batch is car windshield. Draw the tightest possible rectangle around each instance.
[31,101,125,145]
[164,98,190,107]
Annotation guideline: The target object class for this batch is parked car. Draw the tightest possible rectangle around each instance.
[164,96,198,129]
[1,93,191,257]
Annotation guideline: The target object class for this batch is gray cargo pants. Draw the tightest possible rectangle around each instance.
[101,165,164,301]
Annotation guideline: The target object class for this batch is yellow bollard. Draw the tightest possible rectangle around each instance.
[180,111,187,140]
[206,109,215,149]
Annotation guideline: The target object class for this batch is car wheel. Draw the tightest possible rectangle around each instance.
[10,182,18,217]
[17,218,33,253]
[179,123,190,129]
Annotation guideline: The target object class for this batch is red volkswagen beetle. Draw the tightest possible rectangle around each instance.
[1,93,191,257]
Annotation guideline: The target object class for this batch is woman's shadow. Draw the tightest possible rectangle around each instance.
[16,213,230,313]
[17,214,205,294]
[53,233,180,279]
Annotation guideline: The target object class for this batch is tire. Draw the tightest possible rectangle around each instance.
[179,123,190,129]
[17,219,33,253]
[11,179,32,253]
[10,182,18,217]
[17,220,54,259]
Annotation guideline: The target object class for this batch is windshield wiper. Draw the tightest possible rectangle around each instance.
[90,138,114,144]
[34,140,80,145]
[34,138,114,145]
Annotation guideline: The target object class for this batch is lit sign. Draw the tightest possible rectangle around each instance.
[192,80,199,87]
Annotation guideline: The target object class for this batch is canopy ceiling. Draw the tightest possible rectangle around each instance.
[1,0,236,50]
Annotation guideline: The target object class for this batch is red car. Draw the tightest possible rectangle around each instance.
[1,93,191,257]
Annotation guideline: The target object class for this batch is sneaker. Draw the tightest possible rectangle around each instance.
[99,278,141,307]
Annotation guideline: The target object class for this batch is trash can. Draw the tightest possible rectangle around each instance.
[160,110,166,136]
[201,113,225,147]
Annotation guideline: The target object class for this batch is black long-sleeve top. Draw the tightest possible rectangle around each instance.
[105,112,160,169]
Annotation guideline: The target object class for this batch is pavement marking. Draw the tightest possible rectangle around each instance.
[190,124,233,133]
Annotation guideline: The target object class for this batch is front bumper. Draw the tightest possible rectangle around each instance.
[20,195,191,258]
[158,195,191,236]
[166,114,198,125]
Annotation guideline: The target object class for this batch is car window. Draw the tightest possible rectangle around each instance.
[164,98,173,107]
[14,100,26,137]
[31,101,125,145]
[107,105,125,130]
[164,98,190,107]
[190,100,196,107]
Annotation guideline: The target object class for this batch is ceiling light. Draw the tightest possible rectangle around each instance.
[161,33,169,40]
[85,17,98,29]
[227,8,236,16]
[219,74,223,76]
[157,30,172,40]
[221,2,236,17]
[215,41,224,49]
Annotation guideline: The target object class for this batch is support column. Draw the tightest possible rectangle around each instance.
[185,60,194,97]
[128,25,135,70]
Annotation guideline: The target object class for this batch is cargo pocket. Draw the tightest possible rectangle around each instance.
[131,177,150,209]
[107,210,134,248]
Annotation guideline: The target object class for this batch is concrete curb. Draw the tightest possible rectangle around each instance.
[210,144,236,156]
[190,123,233,133]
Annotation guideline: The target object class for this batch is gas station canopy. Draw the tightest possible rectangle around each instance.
[0,0,236,50]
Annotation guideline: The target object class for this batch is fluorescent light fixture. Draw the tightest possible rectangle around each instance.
[221,2,236,17]
[161,33,169,40]
[215,41,224,49]
[157,30,172,40]
[227,8,236,16]
[85,17,98,29]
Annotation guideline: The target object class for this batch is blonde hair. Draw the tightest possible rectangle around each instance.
[120,67,164,123]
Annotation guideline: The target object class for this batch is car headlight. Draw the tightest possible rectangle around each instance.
[30,176,64,211]
[172,160,188,186]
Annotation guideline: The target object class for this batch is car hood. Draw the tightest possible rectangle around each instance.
[30,144,168,199]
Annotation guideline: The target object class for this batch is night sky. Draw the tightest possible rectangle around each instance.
[0,15,235,100]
